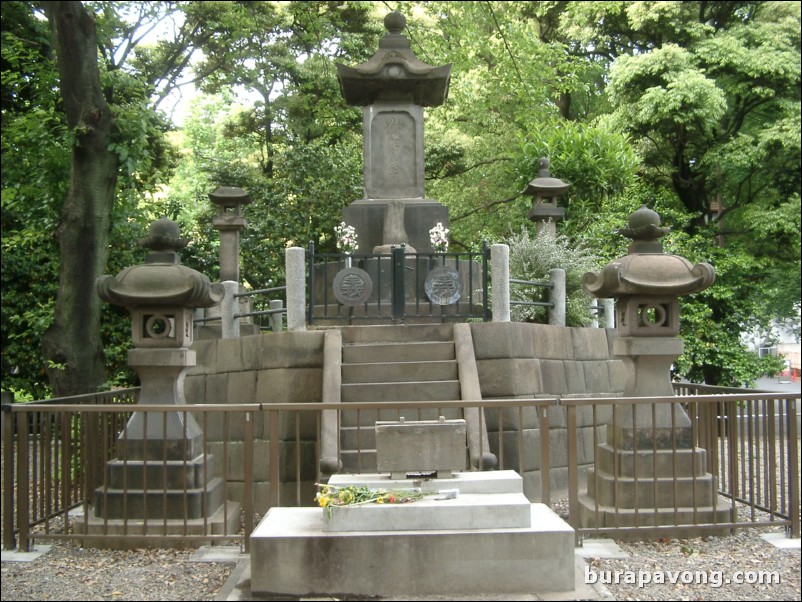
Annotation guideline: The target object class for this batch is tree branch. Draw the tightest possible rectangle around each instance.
[452,194,521,222]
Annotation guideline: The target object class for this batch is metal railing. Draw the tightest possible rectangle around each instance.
[307,243,490,324]
[566,391,800,541]
[508,268,566,326]
[3,391,798,551]
[193,286,287,334]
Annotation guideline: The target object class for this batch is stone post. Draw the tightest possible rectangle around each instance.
[548,268,566,327]
[491,244,510,322]
[603,298,615,328]
[269,299,284,332]
[285,246,307,331]
[209,187,252,283]
[220,280,240,339]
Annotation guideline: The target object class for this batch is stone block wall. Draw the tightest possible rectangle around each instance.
[470,322,625,500]
[186,331,325,510]
[184,324,625,510]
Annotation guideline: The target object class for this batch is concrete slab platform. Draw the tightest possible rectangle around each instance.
[1,545,52,563]
[328,469,524,495]
[760,532,801,550]
[323,492,532,532]
[216,553,607,601]
[191,545,248,563]
[250,504,575,598]
[575,538,630,559]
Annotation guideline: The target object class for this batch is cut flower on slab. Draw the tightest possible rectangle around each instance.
[315,484,429,519]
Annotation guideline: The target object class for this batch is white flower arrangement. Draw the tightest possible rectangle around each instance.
[334,222,358,254]
[429,222,449,253]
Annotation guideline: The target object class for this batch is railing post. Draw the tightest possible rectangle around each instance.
[269,299,284,332]
[268,409,280,509]
[85,411,100,508]
[482,242,491,322]
[491,244,510,322]
[286,246,307,331]
[16,411,30,552]
[548,268,566,326]
[392,246,406,321]
[566,401,579,546]
[243,410,254,553]
[788,398,799,538]
[2,392,16,550]
[539,405,551,507]
[220,280,240,338]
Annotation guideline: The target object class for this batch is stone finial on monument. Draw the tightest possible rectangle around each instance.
[208,186,258,337]
[209,186,252,282]
[337,10,451,253]
[89,218,239,542]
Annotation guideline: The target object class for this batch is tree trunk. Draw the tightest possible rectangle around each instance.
[42,1,119,396]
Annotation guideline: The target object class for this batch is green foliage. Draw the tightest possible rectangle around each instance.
[2,2,67,397]
[2,1,799,394]
[506,229,599,327]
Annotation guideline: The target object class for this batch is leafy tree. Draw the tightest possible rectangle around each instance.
[3,1,190,398]
[1,1,67,398]
[582,1,800,385]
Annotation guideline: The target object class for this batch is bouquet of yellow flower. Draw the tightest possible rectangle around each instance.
[315,484,428,519]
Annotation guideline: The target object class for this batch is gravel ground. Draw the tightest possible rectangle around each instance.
[1,541,236,601]
[586,527,801,601]
[2,522,798,601]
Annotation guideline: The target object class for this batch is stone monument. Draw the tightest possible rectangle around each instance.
[85,218,239,546]
[337,10,450,254]
[579,206,731,534]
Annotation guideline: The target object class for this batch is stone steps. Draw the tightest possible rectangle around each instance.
[337,324,463,473]
[342,359,458,383]
[342,340,456,364]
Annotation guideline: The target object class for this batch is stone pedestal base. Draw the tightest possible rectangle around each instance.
[578,441,734,538]
[251,471,575,597]
[343,198,447,254]
[78,502,241,550]
[94,454,231,520]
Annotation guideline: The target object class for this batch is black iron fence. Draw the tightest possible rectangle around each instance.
[307,243,490,324]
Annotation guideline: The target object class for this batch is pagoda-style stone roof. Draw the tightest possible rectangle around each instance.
[582,206,715,298]
[336,11,451,106]
[96,217,224,309]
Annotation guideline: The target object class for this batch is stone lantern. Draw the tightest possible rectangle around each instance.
[583,206,715,402]
[89,218,238,540]
[579,206,729,532]
[522,157,570,237]
[209,186,252,282]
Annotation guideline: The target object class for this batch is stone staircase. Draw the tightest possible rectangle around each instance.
[337,324,464,473]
